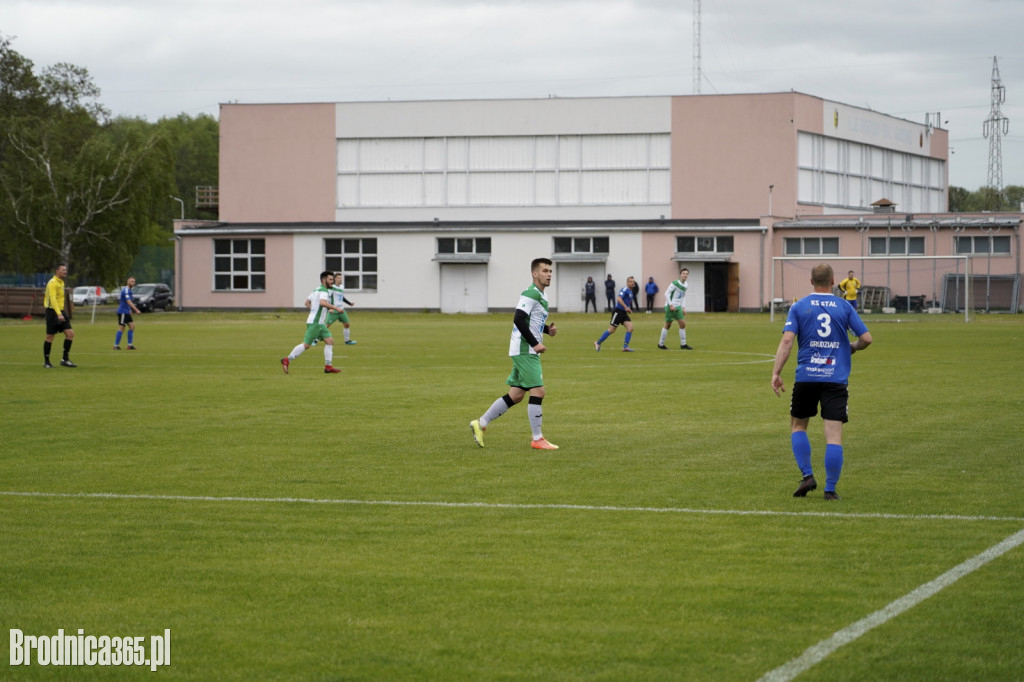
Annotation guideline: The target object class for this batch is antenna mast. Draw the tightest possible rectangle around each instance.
[982,56,1009,201]
[692,0,702,94]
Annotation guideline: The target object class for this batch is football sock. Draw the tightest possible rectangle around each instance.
[597,331,611,345]
[480,394,515,428]
[323,344,333,365]
[791,431,813,477]
[288,343,305,360]
[344,328,351,342]
[43,341,52,363]
[679,329,687,345]
[527,396,544,440]
[623,331,632,347]
[127,329,134,345]
[63,339,72,361]
[115,330,123,346]
[824,444,844,492]
[659,328,668,346]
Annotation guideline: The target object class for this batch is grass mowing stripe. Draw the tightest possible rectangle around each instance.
[3,491,1023,523]
[757,527,1024,682]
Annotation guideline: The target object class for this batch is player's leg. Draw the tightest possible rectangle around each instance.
[622,319,634,350]
[820,384,849,498]
[789,382,817,496]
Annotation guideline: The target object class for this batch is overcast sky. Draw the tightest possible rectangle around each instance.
[4,0,1022,191]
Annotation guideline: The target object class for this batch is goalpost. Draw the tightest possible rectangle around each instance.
[770,255,974,323]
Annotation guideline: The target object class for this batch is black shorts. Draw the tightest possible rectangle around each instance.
[609,310,632,327]
[45,308,72,336]
[791,382,849,423]
[117,313,134,326]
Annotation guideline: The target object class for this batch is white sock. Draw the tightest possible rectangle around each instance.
[528,402,544,440]
[480,396,511,428]
[289,344,305,360]
[344,327,351,342]
[324,344,333,365]
[679,328,687,345]
[659,329,668,345]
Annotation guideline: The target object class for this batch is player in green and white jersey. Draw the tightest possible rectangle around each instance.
[281,271,346,374]
[658,267,694,350]
[470,258,560,450]
[326,271,357,345]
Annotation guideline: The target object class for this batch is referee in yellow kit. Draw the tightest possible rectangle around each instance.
[43,263,77,368]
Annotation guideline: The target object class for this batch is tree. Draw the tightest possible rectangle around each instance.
[0,35,174,283]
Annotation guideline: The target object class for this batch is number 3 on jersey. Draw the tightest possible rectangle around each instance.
[817,313,832,337]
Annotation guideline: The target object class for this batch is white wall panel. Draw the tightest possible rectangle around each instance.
[361,174,421,206]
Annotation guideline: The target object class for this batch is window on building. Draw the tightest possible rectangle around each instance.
[553,236,610,254]
[676,236,734,253]
[869,236,926,255]
[955,235,1011,255]
[783,237,839,256]
[324,238,378,291]
[437,237,491,254]
[214,239,265,291]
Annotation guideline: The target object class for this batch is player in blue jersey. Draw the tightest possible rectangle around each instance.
[470,258,559,450]
[771,264,873,500]
[113,276,142,350]
[594,276,637,352]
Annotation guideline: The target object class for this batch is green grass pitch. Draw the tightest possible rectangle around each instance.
[2,309,1022,680]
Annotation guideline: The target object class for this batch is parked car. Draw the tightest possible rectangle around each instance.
[72,286,110,306]
[133,283,174,312]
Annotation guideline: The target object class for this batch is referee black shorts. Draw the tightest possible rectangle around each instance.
[45,308,72,336]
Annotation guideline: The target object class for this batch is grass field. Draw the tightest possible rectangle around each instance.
[2,307,1022,680]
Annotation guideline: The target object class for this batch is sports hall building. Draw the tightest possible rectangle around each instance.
[173,93,1022,313]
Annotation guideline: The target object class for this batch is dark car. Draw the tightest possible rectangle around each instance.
[133,283,174,312]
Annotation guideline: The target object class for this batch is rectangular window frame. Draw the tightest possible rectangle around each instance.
[213,238,266,292]
[324,238,378,291]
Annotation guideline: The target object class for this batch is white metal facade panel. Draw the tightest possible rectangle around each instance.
[336,134,671,210]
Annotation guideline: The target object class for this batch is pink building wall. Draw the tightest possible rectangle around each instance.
[671,93,823,221]
[178,233,295,309]
[219,103,336,223]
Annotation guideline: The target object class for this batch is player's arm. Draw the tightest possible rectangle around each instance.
[771,331,796,396]
[544,322,557,337]
[129,299,140,314]
[513,308,544,352]
[850,330,872,354]
[343,297,354,306]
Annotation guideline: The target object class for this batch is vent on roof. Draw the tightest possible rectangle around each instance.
[871,198,896,214]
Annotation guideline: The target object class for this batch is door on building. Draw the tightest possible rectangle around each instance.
[704,262,739,312]
[440,264,488,313]
[553,262,600,313]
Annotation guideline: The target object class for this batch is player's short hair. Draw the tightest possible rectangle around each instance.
[680,267,689,274]
[811,264,834,287]
[335,272,343,280]
[319,270,333,281]
[531,258,553,272]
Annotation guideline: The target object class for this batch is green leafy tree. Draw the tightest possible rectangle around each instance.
[0,35,174,283]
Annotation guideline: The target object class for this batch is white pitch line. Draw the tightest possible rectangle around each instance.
[1,491,1022,523]
[757,527,1024,682]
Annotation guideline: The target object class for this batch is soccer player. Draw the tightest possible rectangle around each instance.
[470,258,559,450]
[43,263,76,368]
[326,271,357,345]
[839,270,861,310]
[113,276,142,350]
[659,267,693,350]
[594,276,637,352]
[281,271,346,374]
[771,263,873,500]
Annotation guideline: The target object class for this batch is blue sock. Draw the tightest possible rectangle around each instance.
[127,330,134,345]
[115,330,122,346]
[623,331,632,347]
[597,331,610,344]
[824,444,844,492]
[791,431,812,477]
